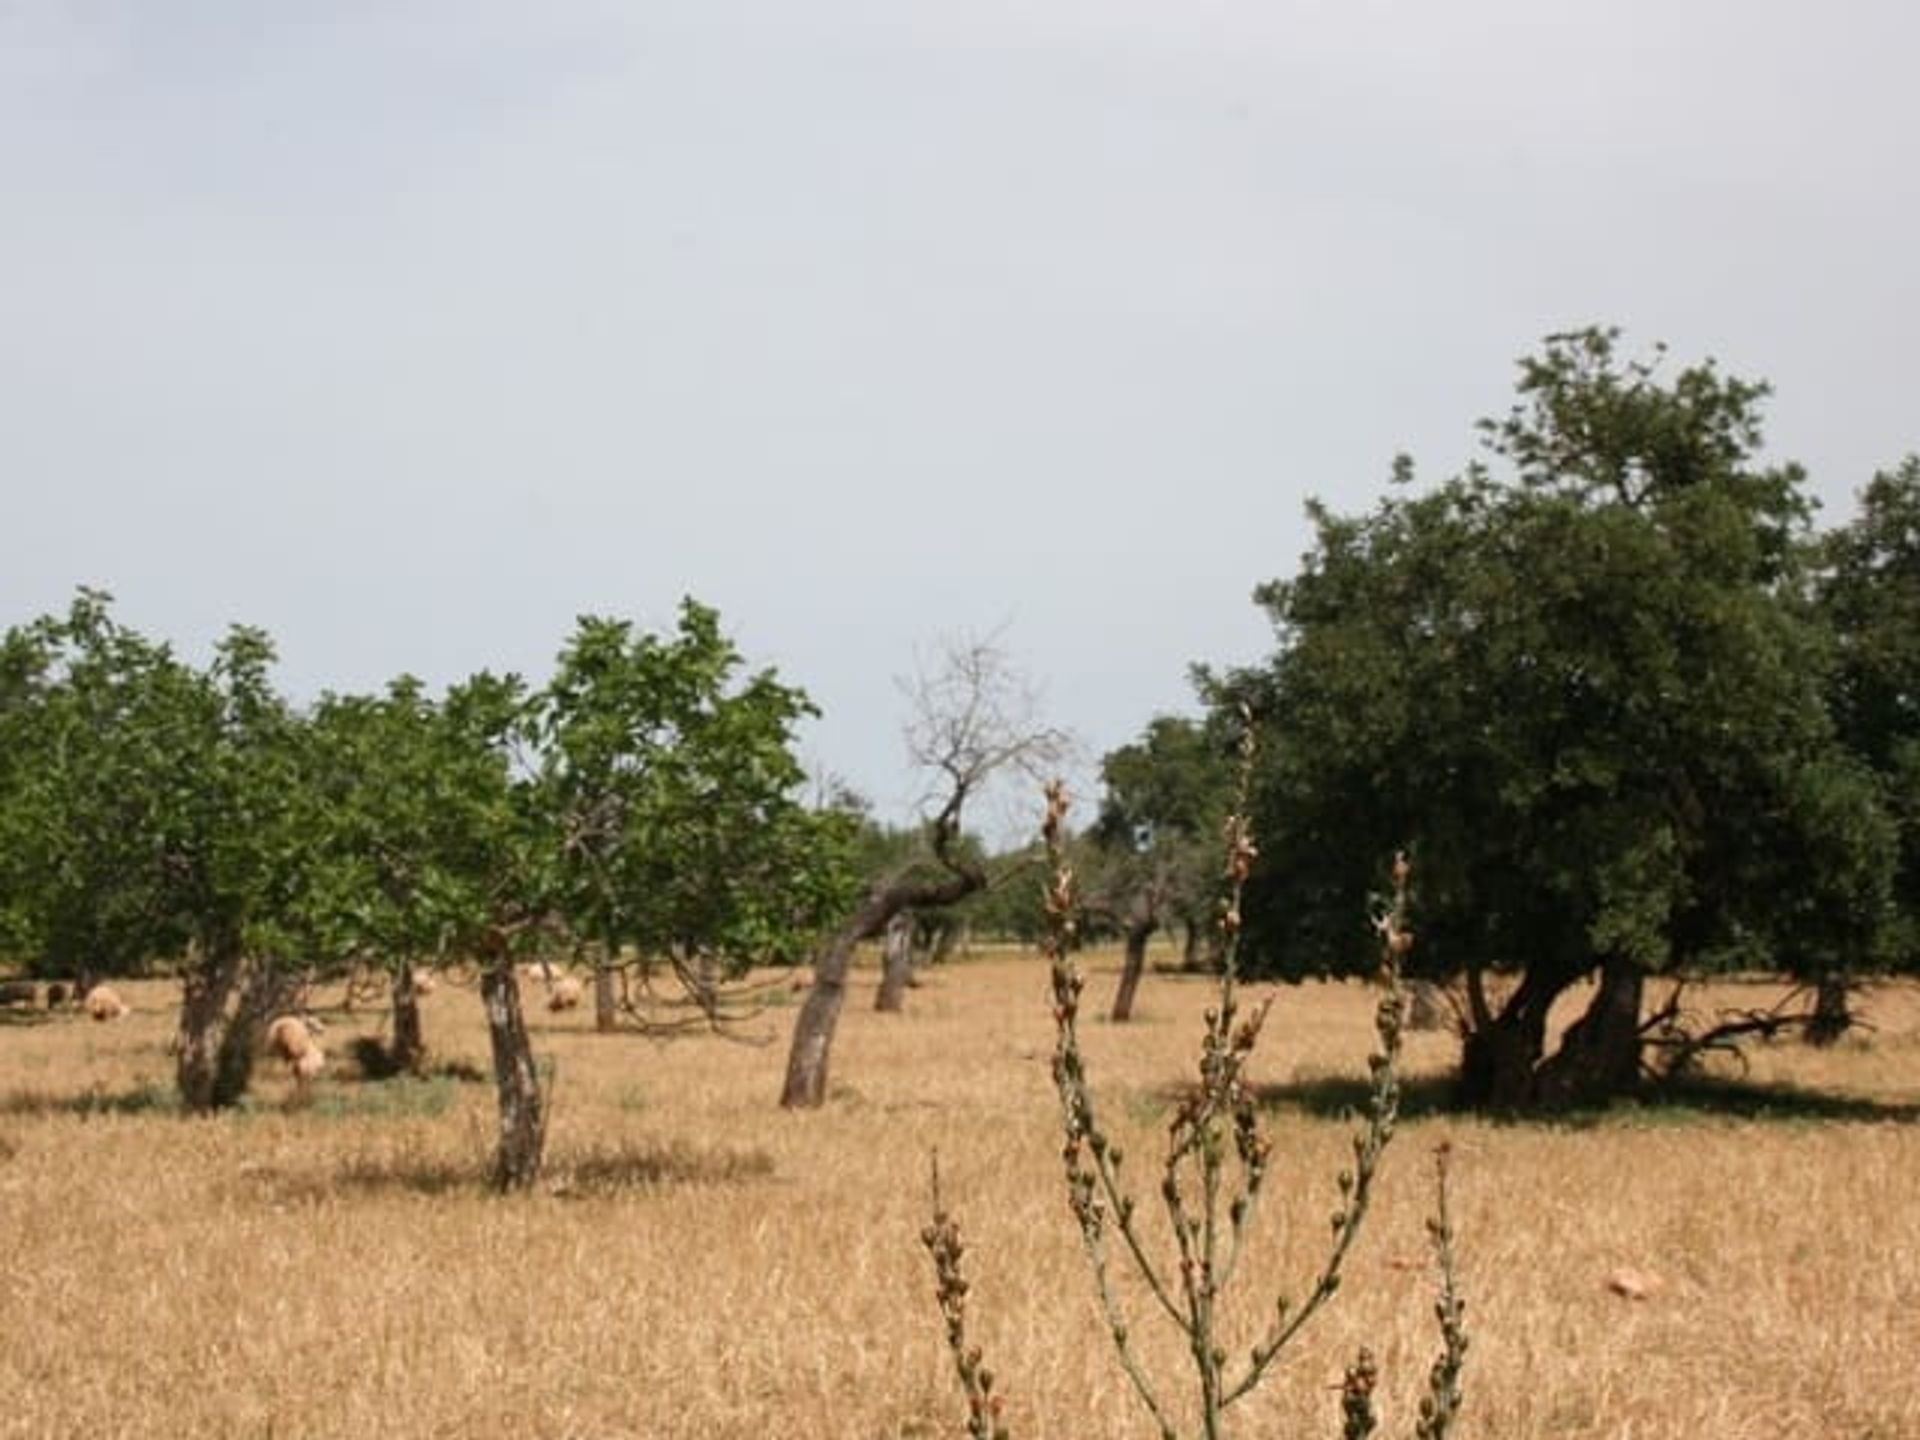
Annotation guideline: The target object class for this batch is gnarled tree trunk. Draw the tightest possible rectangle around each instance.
[784,865,983,1108]
[481,937,546,1191]
[874,911,916,1013]
[1534,955,1646,1108]
[1458,954,1648,1110]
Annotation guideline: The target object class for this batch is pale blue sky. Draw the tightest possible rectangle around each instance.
[5,1,1916,828]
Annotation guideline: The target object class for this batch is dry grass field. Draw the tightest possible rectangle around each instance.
[2,950,1917,1439]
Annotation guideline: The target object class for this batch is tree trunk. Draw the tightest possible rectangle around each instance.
[1460,955,1646,1111]
[175,935,248,1113]
[1534,955,1646,1108]
[594,945,618,1034]
[783,928,857,1107]
[1805,972,1853,1047]
[782,796,989,1108]
[874,911,916,1012]
[481,941,546,1191]
[1456,961,1573,1111]
[1110,918,1155,1023]
[390,965,426,1075]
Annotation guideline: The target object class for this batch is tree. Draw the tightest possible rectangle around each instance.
[0,593,312,1110]
[1228,329,1899,1109]
[779,639,1066,1107]
[1084,714,1235,1021]
[527,602,854,1034]
[298,678,474,1074]
[1817,455,1920,1026]
[0,592,190,991]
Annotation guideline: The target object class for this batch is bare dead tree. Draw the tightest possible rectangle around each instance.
[779,637,1068,1108]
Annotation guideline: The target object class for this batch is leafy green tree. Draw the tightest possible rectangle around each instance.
[1227,329,1898,1108]
[0,592,312,1110]
[1819,457,1920,941]
[1085,714,1235,1020]
[0,591,189,989]
[528,602,853,1033]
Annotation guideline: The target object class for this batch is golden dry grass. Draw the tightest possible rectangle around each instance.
[2,952,1918,1439]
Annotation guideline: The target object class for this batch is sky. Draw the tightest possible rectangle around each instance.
[4,1,1917,833]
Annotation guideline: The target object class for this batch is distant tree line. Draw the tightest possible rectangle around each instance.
[5,326,1915,1127]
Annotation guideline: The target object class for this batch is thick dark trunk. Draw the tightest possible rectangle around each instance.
[390,965,426,1075]
[1459,956,1647,1111]
[1534,955,1646,1108]
[874,911,916,1013]
[481,943,546,1191]
[1805,973,1853,1047]
[1456,963,1571,1111]
[1110,919,1155,1023]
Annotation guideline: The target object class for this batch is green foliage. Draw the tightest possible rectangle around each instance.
[1083,713,1236,946]
[527,601,857,975]
[1222,329,1900,1103]
[297,670,533,973]
[0,592,307,980]
[1818,455,1920,963]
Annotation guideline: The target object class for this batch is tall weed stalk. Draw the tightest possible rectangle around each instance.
[924,727,1466,1438]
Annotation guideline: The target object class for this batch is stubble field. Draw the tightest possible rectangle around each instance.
[1,950,1917,1439]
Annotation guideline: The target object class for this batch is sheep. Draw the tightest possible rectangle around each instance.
[265,1014,327,1095]
[0,980,36,1009]
[547,975,584,1011]
[409,968,436,997]
[45,982,69,1009]
[83,985,129,1022]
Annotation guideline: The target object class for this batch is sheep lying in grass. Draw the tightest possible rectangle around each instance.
[265,1014,327,1095]
[548,975,584,1011]
[83,985,129,1022]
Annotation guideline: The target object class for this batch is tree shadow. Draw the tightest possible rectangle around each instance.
[247,1137,782,1201]
[1252,1071,1920,1127]
[0,1082,177,1117]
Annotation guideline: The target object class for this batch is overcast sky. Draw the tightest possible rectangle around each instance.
[4,1,1916,831]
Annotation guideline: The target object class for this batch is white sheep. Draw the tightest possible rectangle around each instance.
[83,985,129,1022]
[548,975,584,1011]
[265,1014,326,1094]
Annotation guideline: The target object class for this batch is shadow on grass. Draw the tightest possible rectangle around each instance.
[1253,1071,1920,1127]
[0,1082,177,1117]
[269,1137,781,1200]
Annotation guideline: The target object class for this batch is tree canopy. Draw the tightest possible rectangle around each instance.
[1224,329,1901,1108]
